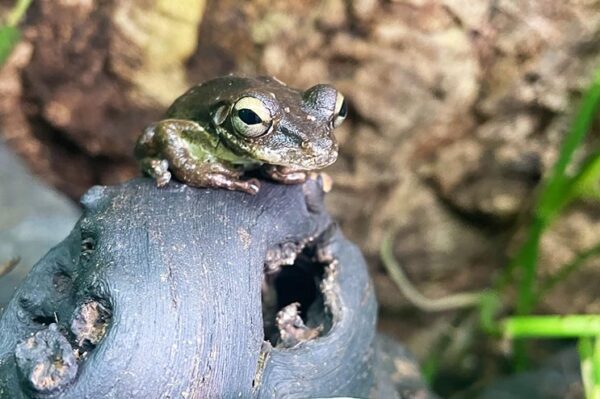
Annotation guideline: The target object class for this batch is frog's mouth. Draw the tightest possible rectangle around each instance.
[261,224,339,348]
[265,145,339,172]
[287,149,339,170]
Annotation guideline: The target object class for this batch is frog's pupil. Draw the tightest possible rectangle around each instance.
[339,100,348,118]
[238,108,262,125]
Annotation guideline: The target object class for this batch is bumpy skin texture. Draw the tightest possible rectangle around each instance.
[135,76,343,194]
[0,178,380,398]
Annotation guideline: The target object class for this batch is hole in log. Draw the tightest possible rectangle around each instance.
[262,226,337,347]
[80,235,96,262]
[31,315,57,326]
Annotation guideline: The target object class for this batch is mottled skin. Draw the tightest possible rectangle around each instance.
[135,76,347,194]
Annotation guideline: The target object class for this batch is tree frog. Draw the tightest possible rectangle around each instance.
[135,76,347,194]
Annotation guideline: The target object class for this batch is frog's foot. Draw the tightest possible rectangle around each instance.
[203,174,261,195]
[263,165,307,184]
[171,160,261,194]
[140,158,172,187]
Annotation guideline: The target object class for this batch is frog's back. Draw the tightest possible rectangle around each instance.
[164,76,286,123]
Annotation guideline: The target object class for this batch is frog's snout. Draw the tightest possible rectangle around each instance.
[301,138,333,155]
[299,138,338,168]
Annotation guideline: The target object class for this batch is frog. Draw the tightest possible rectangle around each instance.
[134,75,347,194]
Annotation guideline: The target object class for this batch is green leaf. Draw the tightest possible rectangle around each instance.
[578,337,600,399]
[570,150,600,201]
[0,25,21,66]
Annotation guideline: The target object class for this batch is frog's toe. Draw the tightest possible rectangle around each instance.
[155,159,169,173]
[155,171,172,187]
[244,178,261,195]
[147,159,171,187]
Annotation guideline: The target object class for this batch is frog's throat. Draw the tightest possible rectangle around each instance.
[215,126,262,163]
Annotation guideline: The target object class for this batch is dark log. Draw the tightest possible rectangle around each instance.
[0,177,371,398]
[0,177,430,398]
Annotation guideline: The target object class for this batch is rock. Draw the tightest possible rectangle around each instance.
[0,142,79,307]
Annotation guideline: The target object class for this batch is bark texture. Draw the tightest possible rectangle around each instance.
[0,178,393,398]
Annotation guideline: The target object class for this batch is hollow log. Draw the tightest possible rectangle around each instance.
[0,177,432,398]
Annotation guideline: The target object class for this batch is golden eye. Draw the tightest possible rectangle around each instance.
[231,97,273,137]
[332,92,347,128]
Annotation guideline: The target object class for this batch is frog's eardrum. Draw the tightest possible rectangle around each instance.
[0,178,431,398]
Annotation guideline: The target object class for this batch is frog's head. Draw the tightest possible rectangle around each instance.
[166,76,346,170]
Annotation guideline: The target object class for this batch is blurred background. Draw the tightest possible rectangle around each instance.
[1,0,599,397]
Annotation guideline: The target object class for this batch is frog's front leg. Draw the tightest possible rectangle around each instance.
[135,124,173,186]
[263,165,307,184]
[173,160,260,195]
[137,120,260,194]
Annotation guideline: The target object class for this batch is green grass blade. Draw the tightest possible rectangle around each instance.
[579,337,600,399]
[579,338,594,399]
[5,0,32,27]
[0,0,33,67]
[536,242,600,304]
[503,315,600,338]
[536,68,600,222]
[0,25,20,66]
[515,68,600,318]
[479,290,502,335]
[595,337,600,399]
[569,150,600,200]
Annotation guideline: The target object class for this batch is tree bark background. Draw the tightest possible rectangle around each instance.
[1,0,599,345]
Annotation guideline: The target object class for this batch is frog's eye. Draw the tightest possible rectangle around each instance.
[332,92,347,128]
[231,97,272,138]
